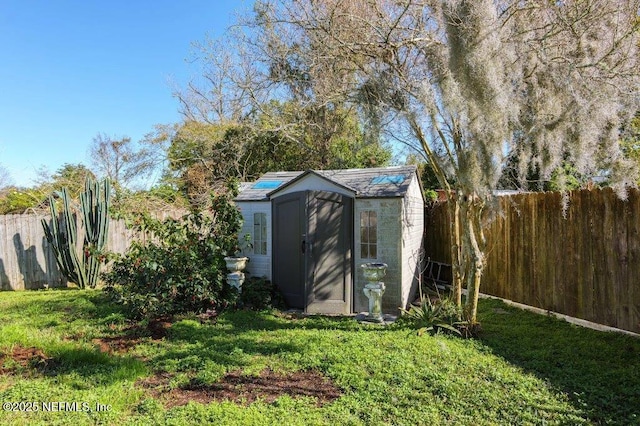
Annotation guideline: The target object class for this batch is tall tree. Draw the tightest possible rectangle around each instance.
[621,112,640,186]
[214,0,639,324]
[38,163,96,199]
[175,9,392,174]
[89,133,155,191]
[159,105,391,207]
[0,164,14,211]
[0,164,12,191]
[0,163,95,214]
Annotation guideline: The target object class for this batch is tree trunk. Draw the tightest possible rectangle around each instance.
[459,194,486,324]
[447,192,463,311]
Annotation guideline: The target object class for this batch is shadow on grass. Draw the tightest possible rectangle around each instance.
[146,313,351,373]
[0,290,146,386]
[477,298,640,425]
[150,334,302,374]
[144,309,386,376]
[0,289,127,327]
[0,291,382,389]
[41,345,148,386]
[221,310,367,331]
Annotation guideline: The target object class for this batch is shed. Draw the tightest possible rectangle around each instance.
[235,165,425,315]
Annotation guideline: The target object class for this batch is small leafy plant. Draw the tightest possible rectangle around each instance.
[400,295,464,336]
[239,276,285,310]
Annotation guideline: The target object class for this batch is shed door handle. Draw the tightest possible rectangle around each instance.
[301,240,306,254]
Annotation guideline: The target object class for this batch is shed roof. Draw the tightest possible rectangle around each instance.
[236,165,419,201]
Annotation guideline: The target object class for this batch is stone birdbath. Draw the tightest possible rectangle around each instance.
[360,262,388,323]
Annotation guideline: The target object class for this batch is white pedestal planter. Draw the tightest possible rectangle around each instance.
[361,262,388,323]
[363,282,386,322]
[224,256,249,293]
[226,272,245,292]
[224,256,249,272]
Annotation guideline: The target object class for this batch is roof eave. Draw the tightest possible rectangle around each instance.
[266,169,358,198]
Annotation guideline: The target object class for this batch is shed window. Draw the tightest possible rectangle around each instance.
[360,211,377,259]
[371,175,405,185]
[252,180,283,190]
[253,213,267,255]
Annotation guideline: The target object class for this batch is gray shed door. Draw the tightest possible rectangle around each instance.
[272,190,353,314]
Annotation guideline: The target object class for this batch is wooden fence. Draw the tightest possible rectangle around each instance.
[424,187,640,334]
[0,211,183,290]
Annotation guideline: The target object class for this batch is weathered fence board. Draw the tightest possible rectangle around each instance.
[0,210,184,290]
[425,187,640,334]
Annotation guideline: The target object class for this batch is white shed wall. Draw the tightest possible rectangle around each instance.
[400,176,425,309]
[353,198,403,313]
[236,201,272,280]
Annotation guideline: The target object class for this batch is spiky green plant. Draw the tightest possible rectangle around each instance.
[80,177,111,288]
[400,296,463,336]
[42,178,111,288]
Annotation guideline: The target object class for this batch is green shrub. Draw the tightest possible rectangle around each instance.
[424,189,438,203]
[103,191,243,320]
[240,276,285,310]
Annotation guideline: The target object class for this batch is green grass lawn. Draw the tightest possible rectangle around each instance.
[0,290,638,425]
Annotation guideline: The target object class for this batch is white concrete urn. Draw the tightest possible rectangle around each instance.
[361,262,388,323]
[224,256,249,293]
[224,256,249,272]
[361,262,387,282]
[226,272,246,292]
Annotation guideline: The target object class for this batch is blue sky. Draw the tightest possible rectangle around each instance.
[0,0,246,187]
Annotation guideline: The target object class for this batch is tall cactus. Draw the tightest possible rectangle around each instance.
[42,178,111,289]
[42,187,84,286]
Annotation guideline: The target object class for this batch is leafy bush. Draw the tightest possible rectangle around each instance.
[239,277,285,311]
[424,189,438,203]
[0,187,46,214]
[399,295,464,336]
[103,191,243,320]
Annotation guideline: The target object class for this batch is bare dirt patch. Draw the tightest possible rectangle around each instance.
[137,368,342,408]
[0,346,53,374]
[91,319,172,354]
[146,319,172,340]
[92,335,143,354]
